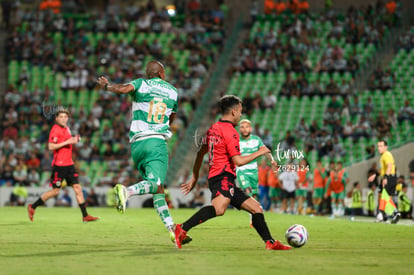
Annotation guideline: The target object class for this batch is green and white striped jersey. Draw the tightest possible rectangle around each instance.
[128,78,178,142]
[236,134,264,175]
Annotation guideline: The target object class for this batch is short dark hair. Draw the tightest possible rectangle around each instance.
[353,181,359,187]
[55,107,69,117]
[378,139,388,146]
[218,95,242,114]
[146,60,164,79]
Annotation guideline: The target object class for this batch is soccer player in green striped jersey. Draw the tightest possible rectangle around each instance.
[96,61,190,247]
[237,119,267,200]
[237,120,276,230]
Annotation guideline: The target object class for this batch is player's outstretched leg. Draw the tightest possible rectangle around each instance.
[114,184,128,213]
[250,213,291,250]
[174,224,188,249]
[72,184,99,222]
[173,205,218,248]
[152,194,193,247]
[169,225,192,247]
[242,197,291,250]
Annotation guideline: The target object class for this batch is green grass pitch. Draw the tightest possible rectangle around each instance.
[0,207,413,275]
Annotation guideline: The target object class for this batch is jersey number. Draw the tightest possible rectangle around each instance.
[147,100,167,124]
[208,142,214,165]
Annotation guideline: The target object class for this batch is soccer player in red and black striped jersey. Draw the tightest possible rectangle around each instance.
[174,95,291,250]
[27,108,98,222]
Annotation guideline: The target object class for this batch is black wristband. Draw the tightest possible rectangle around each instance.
[104,83,108,91]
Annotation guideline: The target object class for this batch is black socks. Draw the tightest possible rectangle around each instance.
[182,205,217,232]
[252,213,273,243]
[32,198,44,209]
[79,203,88,217]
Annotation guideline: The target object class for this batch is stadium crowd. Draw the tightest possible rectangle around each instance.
[229,0,411,165]
[396,25,414,51]
[0,0,227,188]
[222,0,412,219]
[232,0,400,78]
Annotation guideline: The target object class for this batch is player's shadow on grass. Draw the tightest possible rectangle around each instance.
[130,244,197,256]
[0,243,186,258]
[0,222,30,226]
[0,248,135,258]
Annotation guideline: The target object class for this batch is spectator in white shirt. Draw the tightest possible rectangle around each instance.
[278,166,299,214]
[263,90,277,109]
[398,100,414,123]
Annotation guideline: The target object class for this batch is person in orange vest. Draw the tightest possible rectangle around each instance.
[274,0,287,15]
[323,160,336,214]
[385,0,397,26]
[336,161,349,185]
[39,0,49,10]
[298,0,309,14]
[267,164,281,212]
[258,158,271,211]
[264,0,275,15]
[296,158,310,214]
[287,0,299,14]
[39,0,61,14]
[324,169,346,217]
[385,0,396,14]
[312,159,326,214]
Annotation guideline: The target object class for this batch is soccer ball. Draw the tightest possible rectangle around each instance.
[285,224,309,248]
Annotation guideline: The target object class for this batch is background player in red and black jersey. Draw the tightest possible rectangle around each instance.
[174,95,291,250]
[27,109,98,222]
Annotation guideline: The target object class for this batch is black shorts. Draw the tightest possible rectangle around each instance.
[208,172,250,210]
[378,175,397,196]
[281,189,296,199]
[50,165,79,188]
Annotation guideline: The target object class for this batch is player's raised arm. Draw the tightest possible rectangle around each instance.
[232,146,270,167]
[96,76,134,94]
[181,143,209,195]
[264,152,274,163]
[169,112,176,126]
[263,152,279,174]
